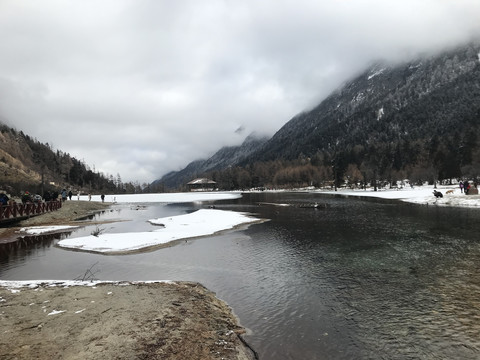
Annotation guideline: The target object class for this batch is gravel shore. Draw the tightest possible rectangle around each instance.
[0,201,256,359]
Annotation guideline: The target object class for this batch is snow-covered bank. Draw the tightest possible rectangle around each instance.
[18,225,79,235]
[57,209,262,254]
[319,185,480,207]
[0,279,174,290]
[78,192,241,204]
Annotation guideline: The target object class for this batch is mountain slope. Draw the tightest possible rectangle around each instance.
[153,41,480,190]
[250,42,480,162]
[240,42,480,184]
[0,123,118,195]
[154,133,268,189]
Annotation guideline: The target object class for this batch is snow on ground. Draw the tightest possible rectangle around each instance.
[18,225,79,235]
[19,187,479,256]
[77,192,241,204]
[0,280,175,291]
[320,185,480,207]
[57,209,262,254]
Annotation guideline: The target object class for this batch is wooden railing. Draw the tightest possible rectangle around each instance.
[0,200,62,222]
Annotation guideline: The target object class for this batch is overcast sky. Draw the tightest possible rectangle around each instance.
[1,0,480,183]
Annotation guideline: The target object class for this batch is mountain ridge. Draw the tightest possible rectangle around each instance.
[251,42,480,161]
[153,132,269,190]
[154,41,480,190]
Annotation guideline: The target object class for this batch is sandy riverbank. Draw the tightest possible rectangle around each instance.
[0,281,256,360]
[0,202,257,359]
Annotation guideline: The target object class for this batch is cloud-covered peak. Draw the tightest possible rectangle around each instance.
[1,0,479,182]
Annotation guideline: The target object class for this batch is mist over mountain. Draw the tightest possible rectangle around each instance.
[153,133,269,190]
[155,41,480,190]
[249,42,480,163]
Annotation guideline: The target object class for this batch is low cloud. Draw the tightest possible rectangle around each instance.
[1,0,479,183]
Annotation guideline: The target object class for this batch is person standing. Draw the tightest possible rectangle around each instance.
[101,194,105,203]
[0,192,9,206]
[460,181,464,193]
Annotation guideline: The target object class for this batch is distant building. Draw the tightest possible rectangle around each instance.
[187,178,216,192]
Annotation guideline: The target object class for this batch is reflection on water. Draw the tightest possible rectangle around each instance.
[1,193,480,359]
[0,232,74,268]
[74,210,107,221]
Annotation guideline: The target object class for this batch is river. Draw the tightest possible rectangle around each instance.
[2,192,480,359]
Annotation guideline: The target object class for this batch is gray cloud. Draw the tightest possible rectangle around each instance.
[1,0,480,183]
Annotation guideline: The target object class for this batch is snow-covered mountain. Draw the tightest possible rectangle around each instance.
[153,133,268,189]
[154,41,480,189]
[248,42,480,163]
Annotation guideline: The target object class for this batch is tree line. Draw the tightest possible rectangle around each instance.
[0,124,145,196]
[182,125,480,192]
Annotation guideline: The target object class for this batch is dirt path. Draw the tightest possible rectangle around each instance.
[0,281,255,359]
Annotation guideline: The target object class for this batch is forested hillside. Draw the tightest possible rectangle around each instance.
[246,42,480,187]
[155,41,480,191]
[0,123,122,195]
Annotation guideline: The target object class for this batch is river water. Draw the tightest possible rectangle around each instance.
[2,192,480,359]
